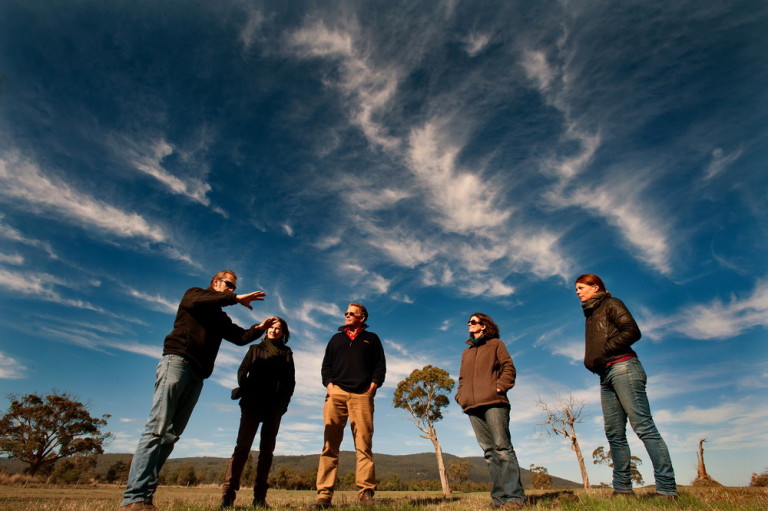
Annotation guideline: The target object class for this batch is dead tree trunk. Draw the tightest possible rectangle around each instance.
[692,438,722,486]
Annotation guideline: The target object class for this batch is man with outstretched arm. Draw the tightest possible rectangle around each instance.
[120,270,276,510]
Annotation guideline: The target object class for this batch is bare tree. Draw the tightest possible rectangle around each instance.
[393,365,455,495]
[537,394,590,488]
[692,439,722,486]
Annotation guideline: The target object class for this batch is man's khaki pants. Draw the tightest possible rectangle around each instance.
[316,385,376,500]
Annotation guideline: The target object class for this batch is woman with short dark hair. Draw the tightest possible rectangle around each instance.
[221,317,295,508]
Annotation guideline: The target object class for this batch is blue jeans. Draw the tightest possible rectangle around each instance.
[468,405,525,506]
[122,354,204,505]
[601,358,677,495]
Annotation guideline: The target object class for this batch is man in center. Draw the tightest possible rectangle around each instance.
[314,302,386,509]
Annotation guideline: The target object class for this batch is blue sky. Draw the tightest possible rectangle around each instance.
[1,0,766,487]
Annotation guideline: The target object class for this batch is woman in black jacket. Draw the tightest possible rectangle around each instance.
[221,317,295,508]
[575,273,677,499]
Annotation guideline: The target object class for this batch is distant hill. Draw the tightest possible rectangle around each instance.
[0,451,580,489]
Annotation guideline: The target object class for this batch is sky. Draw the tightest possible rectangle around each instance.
[1,0,766,488]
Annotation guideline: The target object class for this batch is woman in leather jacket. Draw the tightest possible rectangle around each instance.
[575,273,677,499]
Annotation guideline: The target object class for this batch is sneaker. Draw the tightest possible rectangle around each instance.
[312,499,332,510]
[359,489,375,506]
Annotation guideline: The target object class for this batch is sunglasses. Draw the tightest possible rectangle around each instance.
[220,278,237,291]
[344,312,360,317]
[467,320,482,325]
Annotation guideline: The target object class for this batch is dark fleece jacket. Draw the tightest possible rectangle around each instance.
[162,287,263,379]
[321,327,386,393]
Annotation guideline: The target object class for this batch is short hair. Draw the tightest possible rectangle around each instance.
[211,270,238,288]
[274,316,291,344]
[349,302,368,321]
[469,312,500,339]
[575,273,607,292]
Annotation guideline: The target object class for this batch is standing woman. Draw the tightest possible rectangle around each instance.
[221,317,295,508]
[455,313,526,509]
[575,274,677,499]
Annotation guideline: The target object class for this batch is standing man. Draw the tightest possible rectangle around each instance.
[314,303,386,509]
[120,270,276,510]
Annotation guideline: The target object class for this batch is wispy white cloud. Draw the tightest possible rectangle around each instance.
[704,146,743,180]
[0,216,57,258]
[521,43,673,275]
[0,268,106,312]
[288,20,401,150]
[0,152,167,243]
[293,300,343,329]
[0,352,26,379]
[643,279,768,341]
[112,135,214,207]
[126,287,179,314]
[463,31,492,57]
[0,253,24,265]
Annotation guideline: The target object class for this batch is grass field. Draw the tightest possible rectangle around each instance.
[1,485,767,511]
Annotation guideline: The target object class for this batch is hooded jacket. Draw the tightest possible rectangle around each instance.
[455,337,516,412]
[162,287,263,379]
[582,292,641,374]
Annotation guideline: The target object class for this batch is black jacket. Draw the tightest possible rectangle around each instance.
[582,292,641,374]
[321,327,386,393]
[162,287,263,378]
[237,340,295,414]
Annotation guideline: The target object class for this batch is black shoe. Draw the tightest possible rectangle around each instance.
[220,495,235,509]
[252,497,270,508]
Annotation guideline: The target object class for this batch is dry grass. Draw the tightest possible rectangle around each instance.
[0,485,766,511]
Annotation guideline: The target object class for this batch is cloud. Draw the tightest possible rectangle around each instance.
[0,268,106,312]
[0,352,26,379]
[0,152,166,243]
[107,131,222,211]
[293,300,343,329]
[406,118,512,233]
[672,279,768,340]
[287,20,401,150]
[0,216,57,258]
[522,50,554,91]
[126,287,179,314]
[463,31,492,57]
[704,146,743,180]
[0,253,24,265]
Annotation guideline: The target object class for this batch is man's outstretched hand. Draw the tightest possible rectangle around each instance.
[236,291,266,310]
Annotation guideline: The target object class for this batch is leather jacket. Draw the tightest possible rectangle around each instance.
[582,292,641,374]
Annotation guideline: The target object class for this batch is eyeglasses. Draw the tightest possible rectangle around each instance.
[220,278,236,291]
[344,312,360,317]
[467,320,482,325]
